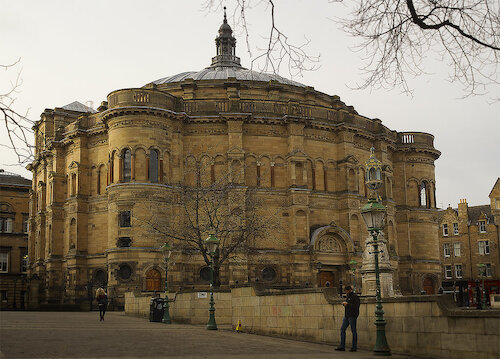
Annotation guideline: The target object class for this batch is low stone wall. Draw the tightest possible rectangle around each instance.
[125,287,500,359]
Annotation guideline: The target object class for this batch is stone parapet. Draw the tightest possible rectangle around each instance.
[126,286,500,358]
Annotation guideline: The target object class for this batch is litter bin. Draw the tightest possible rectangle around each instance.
[149,297,165,322]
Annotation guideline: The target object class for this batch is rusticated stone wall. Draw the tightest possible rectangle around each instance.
[126,286,500,359]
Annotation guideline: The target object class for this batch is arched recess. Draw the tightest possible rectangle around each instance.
[347,168,357,192]
[184,156,197,187]
[387,220,397,256]
[90,166,98,196]
[273,157,286,188]
[148,148,159,183]
[349,214,361,247]
[98,164,107,194]
[310,224,356,254]
[162,151,171,183]
[407,179,419,207]
[245,155,258,187]
[122,148,132,182]
[315,160,325,191]
[200,155,212,187]
[305,160,314,189]
[230,159,242,184]
[134,148,148,182]
[359,168,367,197]
[295,210,308,244]
[419,180,430,208]
[259,156,271,188]
[294,162,304,186]
[386,176,393,199]
[326,161,336,192]
[69,218,76,251]
[145,268,162,291]
[112,150,120,183]
[422,274,437,294]
[213,155,226,185]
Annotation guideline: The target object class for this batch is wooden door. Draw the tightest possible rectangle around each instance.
[146,269,162,291]
[423,277,435,294]
[319,271,335,287]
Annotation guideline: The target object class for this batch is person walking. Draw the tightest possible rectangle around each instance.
[335,285,360,352]
[96,287,108,321]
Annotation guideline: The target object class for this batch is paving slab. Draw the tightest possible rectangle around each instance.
[0,312,430,359]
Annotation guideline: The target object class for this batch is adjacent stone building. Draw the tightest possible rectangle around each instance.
[438,178,500,302]
[27,14,441,308]
[0,170,30,310]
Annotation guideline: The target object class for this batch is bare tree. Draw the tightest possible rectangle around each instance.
[341,0,500,97]
[206,0,499,97]
[136,157,285,286]
[0,58,35,166]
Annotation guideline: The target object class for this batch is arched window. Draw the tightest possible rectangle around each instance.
[419,181,428,208]
[149,150,159,183]
[122,149,131,182]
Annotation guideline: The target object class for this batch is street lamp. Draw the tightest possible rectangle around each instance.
[160,242,172,324]
[349,259,357,293]
[205,233,220,330]
[360,147,391,356]
[477,263,487,309]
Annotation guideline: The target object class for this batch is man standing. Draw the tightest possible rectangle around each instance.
[335,285,360,352]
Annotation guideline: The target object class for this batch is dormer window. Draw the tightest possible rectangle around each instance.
[478,220,486,233]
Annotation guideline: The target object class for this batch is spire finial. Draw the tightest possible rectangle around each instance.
[223,6,227,23]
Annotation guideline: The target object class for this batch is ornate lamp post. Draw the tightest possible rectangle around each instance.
[205,233,220,330]
[349,259,357,293]
[160,242,172,324]
[360,147,391,356]
[477,263,487,309]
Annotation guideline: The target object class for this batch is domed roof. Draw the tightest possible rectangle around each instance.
[151,68,305,87]
[149,8,305,88]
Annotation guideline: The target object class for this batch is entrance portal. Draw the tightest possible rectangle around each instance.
[318,271,335,287]
[423,277,435,294]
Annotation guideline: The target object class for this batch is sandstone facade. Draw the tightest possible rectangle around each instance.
[27,15,441,307]
[0,170,30,310]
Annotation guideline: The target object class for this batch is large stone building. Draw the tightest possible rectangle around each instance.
[0,169,30,310]
[28,14,441,308]
[439,178,500,304]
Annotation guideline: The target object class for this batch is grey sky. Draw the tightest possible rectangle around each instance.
[1,0,498,207]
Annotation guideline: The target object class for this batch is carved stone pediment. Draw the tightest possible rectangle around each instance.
[68,161,80,169]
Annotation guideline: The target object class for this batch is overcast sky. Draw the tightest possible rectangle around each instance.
[1,0,498,208]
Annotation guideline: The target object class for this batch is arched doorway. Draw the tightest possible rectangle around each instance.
[145,269,162,291]
[423,276,435,294]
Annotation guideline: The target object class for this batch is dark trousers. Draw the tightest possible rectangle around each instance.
[339,316,357,349]
[99,304,106,320]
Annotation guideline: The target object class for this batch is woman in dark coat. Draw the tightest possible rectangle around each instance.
[96,287,108,321]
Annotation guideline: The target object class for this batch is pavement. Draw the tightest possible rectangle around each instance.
[0,311,429,359]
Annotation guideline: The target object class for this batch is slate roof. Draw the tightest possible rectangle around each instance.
[61,101,97,114]
[0,170,31,186]
[467,205,491,223]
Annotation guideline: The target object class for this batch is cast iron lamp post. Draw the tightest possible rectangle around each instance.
[160,242,172,324]
[360,147,391,356]
[205,233,220,330]
[477,263,487,309]
[349,259,357,293]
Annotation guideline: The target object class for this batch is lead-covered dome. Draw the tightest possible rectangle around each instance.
[148,8,305,88]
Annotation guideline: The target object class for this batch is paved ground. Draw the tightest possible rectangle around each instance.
[0,312,428,359]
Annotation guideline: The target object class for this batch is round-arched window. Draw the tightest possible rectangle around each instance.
[117,264,132,280]
[261,267,277,282]
[200,267,211,282]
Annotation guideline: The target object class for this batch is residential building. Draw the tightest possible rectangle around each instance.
[0,169,30,310]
